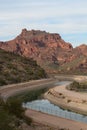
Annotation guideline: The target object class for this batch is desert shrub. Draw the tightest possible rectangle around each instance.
[0,98,14,130]
[0,97,5,106]
[67,99,71,103]
[5,99,24,118]
[0,110,14,130]
[0,49,47,86]
[23,115,32,125]
[68,81,87,92]
[0,78,7,86]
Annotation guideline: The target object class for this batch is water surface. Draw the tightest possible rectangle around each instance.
[23,99,87,124]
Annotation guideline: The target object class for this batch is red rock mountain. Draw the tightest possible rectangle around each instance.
[0,29,87,74]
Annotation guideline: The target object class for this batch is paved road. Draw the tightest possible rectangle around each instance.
[0,78,57,101]
[0,76,87,130]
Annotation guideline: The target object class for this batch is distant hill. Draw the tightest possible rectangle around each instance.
[0,29,87,74]
[0,49,46,86]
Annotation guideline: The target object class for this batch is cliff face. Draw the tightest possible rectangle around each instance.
[0,29,87,74]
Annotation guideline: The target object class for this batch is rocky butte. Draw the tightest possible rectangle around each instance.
[0,28,87,74]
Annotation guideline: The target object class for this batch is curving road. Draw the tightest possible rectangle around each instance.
[0,78,57,101]
[0,75,87,130]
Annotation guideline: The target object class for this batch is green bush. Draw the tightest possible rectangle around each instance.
[0,78,7,86]
[5,99,24,118]
[0,96,32,130]
[23,115,32,125]
[68,81,87,92]
[0,98,14,130]
[0,97,5,107]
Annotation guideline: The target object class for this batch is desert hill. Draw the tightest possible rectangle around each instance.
[0,29,87,74]
[0,49,46,86]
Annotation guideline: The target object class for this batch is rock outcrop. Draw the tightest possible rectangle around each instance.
[0,29,87,74]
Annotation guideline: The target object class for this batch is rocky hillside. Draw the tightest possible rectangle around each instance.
[0,49,46,86]
[0,29,87,74]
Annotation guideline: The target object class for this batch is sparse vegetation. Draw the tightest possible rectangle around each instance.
[5,99,25,118]
[8,87,47,103]
[67,81,87,92]
[0,49,47,86]
[0,96,33,130]
[54,55,87,75]
[0,87,47,130]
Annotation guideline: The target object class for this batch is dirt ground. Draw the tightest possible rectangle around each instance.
[25,109,87,130]
[0,77,87,130]
[44,82,87,115]
[20,122,64,130]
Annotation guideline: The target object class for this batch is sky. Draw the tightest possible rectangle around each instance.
[0,0,87,47]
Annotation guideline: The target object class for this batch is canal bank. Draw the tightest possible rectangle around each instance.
[0,76,87,129]
[25,109,87,130]
[23,99,87,123]
[44,82,87,116]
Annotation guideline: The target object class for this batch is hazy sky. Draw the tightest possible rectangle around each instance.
[0,0,87,47]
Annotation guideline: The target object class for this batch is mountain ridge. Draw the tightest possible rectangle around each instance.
[0,28,87,74]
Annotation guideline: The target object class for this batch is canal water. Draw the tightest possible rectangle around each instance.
[23,81,87,124]
[23,99,87,124]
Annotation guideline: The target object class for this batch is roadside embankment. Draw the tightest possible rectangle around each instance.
[54,75,87,82]
[0,78,57,101]
[0,75,87,130]
[25,109,87,130]
[44,81,87,115]
[1,74,87,100]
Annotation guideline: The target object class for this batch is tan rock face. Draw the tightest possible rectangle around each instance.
[76,44,87,56]
[0,29,87,73]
